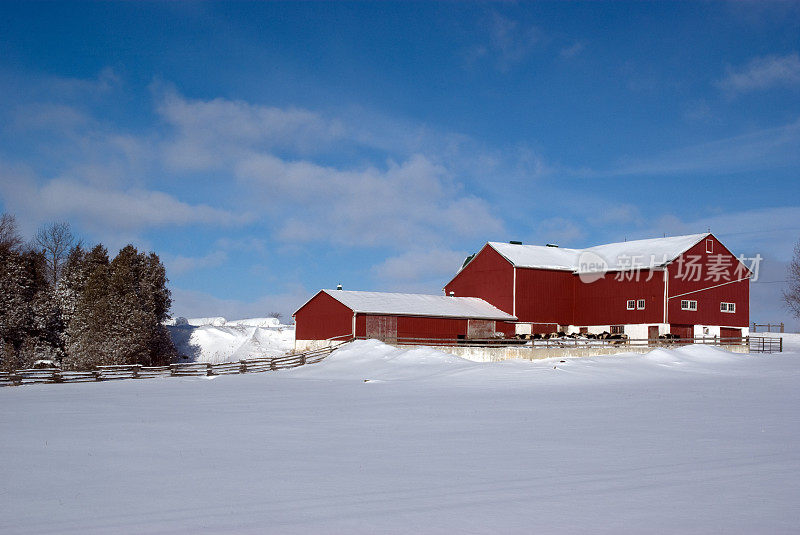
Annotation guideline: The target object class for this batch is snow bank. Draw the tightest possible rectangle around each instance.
[3,341,799,533]
[294,339,764,384]
[167,317,294,363]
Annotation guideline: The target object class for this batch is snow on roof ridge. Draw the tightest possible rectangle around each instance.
[488,232,710,272]
[319,289,516,320]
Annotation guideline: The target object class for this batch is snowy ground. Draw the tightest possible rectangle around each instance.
[2,340,800,533]
[166,317,294,363]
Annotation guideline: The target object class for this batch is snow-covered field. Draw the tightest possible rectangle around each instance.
[167,317,295,363]
[2,340,800,533]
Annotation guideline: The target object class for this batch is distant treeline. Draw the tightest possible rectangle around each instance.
[0,214,176,371]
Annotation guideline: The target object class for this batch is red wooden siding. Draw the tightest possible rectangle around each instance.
[573,269,665,326]
[514,268,574,324]
[444,245,514,314]
[667,234,749,328]
[294,291,354,341]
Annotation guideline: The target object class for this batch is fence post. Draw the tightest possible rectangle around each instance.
[206,363,214,376]
[239,360,247,374]
[132,365,139,379]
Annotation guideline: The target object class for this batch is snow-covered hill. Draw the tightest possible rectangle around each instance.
[166,317,294,363]
[2,341,799,533]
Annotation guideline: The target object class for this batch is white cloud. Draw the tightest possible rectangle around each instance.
[0,163,250,235]
[170,286,311,320]
[610,116,800,176]
[235,153,503,248]
[560,42,584,59]
[155,86,344,170]
[374,249,468,282]
[534,217,585,246]
[467,12,543,72]
[596,204,643,226]
[719,52,800,94]
[165,250,228,275]
[636,205,800,261]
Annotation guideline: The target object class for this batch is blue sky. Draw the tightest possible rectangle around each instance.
[1,2,799,327]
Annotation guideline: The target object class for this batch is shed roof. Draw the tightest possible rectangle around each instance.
[487,233,710,273]
[296,289,516,320]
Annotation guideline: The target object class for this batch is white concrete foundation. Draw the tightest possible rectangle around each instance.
[430,343,750,363]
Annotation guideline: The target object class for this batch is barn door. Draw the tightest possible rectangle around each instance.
[467,320,496,339]
[720,327,741,340]
[365,315,397,343]
[670,324,694,340]
[648,326,659,340]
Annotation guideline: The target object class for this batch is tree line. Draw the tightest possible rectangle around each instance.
[0,214,176,371]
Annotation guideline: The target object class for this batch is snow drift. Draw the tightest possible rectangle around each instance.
[167,317,294,363]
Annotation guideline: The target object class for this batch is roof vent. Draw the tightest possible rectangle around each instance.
[546,243,558,248]
[509,240,522,245]
[336,284,343,290]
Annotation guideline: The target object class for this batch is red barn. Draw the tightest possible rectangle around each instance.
[444,233,750,340]
[293,289,517,351]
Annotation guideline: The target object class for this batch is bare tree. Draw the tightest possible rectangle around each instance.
[0,214,22,253]
[35,222,77,285]
[786,240,800,319]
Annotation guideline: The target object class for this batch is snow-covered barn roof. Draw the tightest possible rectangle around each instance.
[487,233,710,273]
[299,289,517,320]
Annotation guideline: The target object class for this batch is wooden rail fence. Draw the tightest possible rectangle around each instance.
[355,335,782,353]
[0,343,345,388]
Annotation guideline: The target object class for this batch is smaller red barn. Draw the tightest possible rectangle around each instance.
[293,289,517,351]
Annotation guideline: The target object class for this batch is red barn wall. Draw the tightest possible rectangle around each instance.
[355,314,517,340]
[667,235,749,327]
[573,269,665,326]
[444,245,514,314]
[294,291,354,341]
[514,268,574,325]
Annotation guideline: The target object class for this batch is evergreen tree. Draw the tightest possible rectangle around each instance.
[64,245,111,369]
[0,248,49,369]
[64,245,176,369]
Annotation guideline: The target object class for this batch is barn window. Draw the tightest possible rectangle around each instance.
[720,302,735,313]
[610,325,624,334]
[626,300,636,310]
[637,299,645,310]
[706,239,713,253]
[681,300,697,311]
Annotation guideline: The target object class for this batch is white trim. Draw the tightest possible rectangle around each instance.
[352,312,356,337]
[663,267,669,324]
[637,299,645,310]
[512,267,517,317]
[627,299,636,310]
[706,239,713,253]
